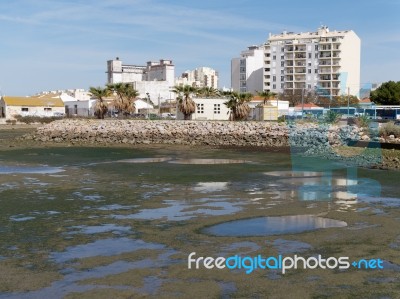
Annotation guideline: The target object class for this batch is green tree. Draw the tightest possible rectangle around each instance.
[172,85,198,120]
[89,86,111,119]
[107,83,139,117]
[196,86,220,98]
[257,90,277,104]
[224,92,252,121]
[370,81,400,105]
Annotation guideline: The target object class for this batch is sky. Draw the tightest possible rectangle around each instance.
[0,0,399,96]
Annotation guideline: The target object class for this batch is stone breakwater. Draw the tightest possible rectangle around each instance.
[22,119,362,149]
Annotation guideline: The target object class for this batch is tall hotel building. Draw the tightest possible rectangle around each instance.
[263,26,361,97]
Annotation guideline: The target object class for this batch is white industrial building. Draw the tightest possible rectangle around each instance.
[106,57,175,103]
[175,67,219,89]
[231,45,264,93]
[263,26,361,97]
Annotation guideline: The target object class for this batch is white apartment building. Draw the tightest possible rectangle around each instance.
[175,67,219,89]
[106,58,175,102]
[263,26,361,97]
[231,45,264,93]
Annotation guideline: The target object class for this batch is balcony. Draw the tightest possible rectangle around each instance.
[294,47,306,52]
[319,68,331,74]
[285,54,294,60]
[294,54,307,59]
[294,68,306,74]
[294,76,306,82]
[319,60,332,66]
[319,53,332,58]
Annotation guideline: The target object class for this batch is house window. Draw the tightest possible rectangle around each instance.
[214,104,220,114]
[44,107,52,111]
[196,103,204,114]
[21,107,29,112]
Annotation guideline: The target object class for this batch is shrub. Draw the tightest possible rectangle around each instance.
[5,119,17,125]
[13,115,62,124]
[355,115,371,128]
[323,111,341,124]
[379,122,400,138]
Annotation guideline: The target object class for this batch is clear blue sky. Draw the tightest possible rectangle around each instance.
[0,0,399,96]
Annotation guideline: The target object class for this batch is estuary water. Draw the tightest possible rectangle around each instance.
[0,145,399,298]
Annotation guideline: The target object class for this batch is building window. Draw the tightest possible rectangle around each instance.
[214,104,220,114]
[281,76,284,81]
[315,45,319,51]
[308,69,311,74]
[272,46,276,52]
[21,107,29,112]
[240,67,246,72]
[240,74,246,80]
[315,53,319,59]
[281,70,284,74]
[281,61,284,67]
[273,84,276,89]
[281,55,284,60]
[44,107,52,111]
[273,76,276,82]
[281,47,285,52]
[308,84,312,89]
[315,69,318,73]
[196,103,204,114]
[273,55,276,60]
[281,83,284,89]
[308,53,311,59]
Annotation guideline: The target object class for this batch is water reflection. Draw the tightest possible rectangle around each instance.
[50,238,165,263]
[169,159,248,165]
[115,157,171,163]
[204,215,347,236]
[0,165,64,174]
[111,199,243,221]
[192,182,228,193]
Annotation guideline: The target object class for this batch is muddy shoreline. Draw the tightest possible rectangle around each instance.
[1,122,400,170]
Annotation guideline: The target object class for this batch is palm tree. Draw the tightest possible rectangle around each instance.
[89,86,111,119]
[172,85,198,120]
[224,91,253,121]
[196,86,220,98]
[107,83,139,117]
[257,90,277,105]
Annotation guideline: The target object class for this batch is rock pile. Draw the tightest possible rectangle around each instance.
[22,119,365,149]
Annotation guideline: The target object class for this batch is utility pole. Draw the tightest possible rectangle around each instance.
[347,87,350,119]
[146,92,150,120]
[301,88,304,119]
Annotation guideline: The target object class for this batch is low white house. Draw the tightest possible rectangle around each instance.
[0,96,65,120]
[176,98,230,120]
